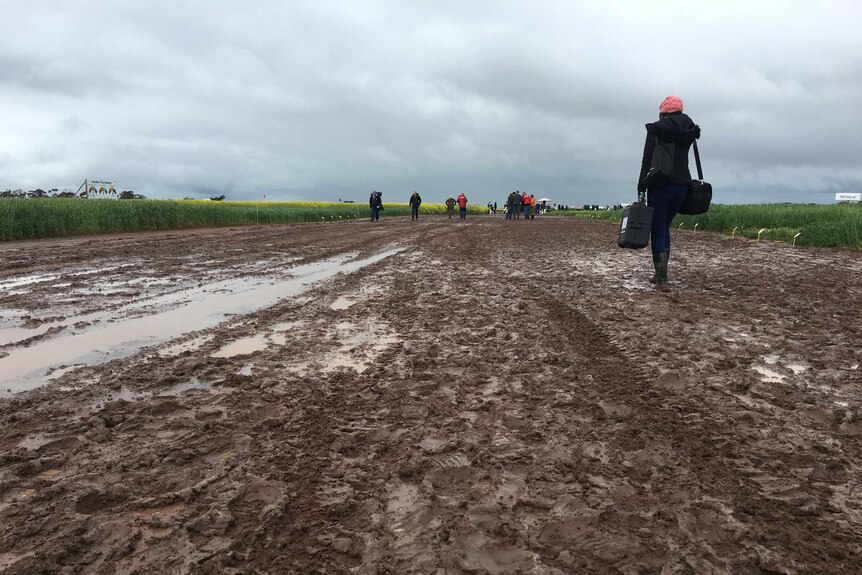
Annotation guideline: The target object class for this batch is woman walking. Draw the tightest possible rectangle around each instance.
[637,96,700,290]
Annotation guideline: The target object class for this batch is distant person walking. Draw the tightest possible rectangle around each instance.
[457,193,468,219]
[445,196,456,218]
[369,190,383,222]
[637,95,701,290]
[513,191,523,219]
[409,191,422,221]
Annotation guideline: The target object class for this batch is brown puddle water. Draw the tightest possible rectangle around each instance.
[0,248,403,395]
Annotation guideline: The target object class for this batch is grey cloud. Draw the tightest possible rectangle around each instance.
[2,1,861,205]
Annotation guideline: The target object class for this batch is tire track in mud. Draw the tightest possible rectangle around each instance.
[442,222,739,572]
[541,220,862,573]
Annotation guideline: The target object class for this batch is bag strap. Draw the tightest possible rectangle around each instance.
[639,135,662,202]
[693,140,704,180]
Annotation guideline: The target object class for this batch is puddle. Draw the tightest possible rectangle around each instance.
[273,321,303,331]
[331,296,357,310]
[0,273,62,291]
[159,378,217,396]
[17,434,49,450]
[158,335,214,357]
[35,469,62,479]
[0,248,404,395]
[324,322,402,372]
[86,379,220,408]
[212,334,269,358]
[0,264,135,293]
[46,364,85,380]
[752,365,785,383]
[0,324,58,346]
[787,363,809,375]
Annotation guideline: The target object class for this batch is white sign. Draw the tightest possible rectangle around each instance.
[835,192,861,202]
[88,180,118,200]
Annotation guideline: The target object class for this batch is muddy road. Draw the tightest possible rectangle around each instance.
[0,217,860,574]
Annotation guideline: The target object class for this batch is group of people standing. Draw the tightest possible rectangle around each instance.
[504,191,537,220]
[370,191,468,221]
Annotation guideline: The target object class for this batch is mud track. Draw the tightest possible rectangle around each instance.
[0,217,860,574]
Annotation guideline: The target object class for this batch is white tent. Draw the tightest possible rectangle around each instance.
[536,198,552,203]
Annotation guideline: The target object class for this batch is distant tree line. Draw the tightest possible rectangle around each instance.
[1,188,146,199]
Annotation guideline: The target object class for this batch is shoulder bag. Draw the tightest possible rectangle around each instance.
[679,140,712,215]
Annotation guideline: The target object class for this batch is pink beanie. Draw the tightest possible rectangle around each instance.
[659,95,684,114]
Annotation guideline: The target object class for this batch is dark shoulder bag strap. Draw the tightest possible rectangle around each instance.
[692,140,704,181]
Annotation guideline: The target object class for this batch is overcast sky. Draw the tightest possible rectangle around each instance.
[2,1,860,205]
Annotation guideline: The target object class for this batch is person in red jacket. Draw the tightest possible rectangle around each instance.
[521,192,531,220]
[457,193,468,219]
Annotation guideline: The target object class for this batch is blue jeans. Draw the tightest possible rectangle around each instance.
[648,184,688,259]
[459,207,467,219]
[370,206,380,221]
[411,206,419,219]
[523,205,530,218]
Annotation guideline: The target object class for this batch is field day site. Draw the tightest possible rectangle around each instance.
[0,212,860,574]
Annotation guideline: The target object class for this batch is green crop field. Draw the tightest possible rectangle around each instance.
[564,203,862,250]
[0,199,486,241]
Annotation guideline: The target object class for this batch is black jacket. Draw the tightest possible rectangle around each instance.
[638,112,701,192]
[409,193,422,207]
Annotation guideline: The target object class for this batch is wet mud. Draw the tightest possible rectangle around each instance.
[0,218,860,574]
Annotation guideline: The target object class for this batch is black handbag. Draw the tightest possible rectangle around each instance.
[640,136,675,189]
[680,140,712,215]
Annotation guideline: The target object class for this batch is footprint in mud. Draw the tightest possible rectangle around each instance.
[37,436,81,453]
[426,466,479,494]
[428,453,472,469]
[581,441,610,464]
[147,399,185,416]
[319,480,355,508]
[131,501,184,521]
[75,489,122,514]
[382,481,438,553]
[598,400,632,420]
[229,480,282,507]
[418,436,453,455]
[493,474,526,510]
[654,372,689,392]
[457,531,536,574]
[194,408,224,422]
